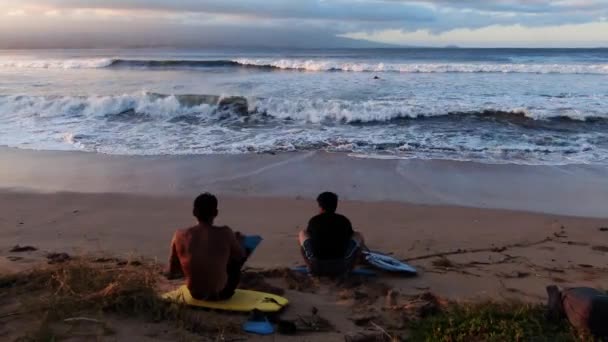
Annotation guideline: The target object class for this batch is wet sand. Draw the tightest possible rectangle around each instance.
[2,147,607,217]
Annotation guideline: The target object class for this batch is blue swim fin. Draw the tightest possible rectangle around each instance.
[243,311,274,335]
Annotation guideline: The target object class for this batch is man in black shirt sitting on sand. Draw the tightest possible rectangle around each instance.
[298,192,366,276]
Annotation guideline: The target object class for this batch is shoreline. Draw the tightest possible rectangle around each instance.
[1,147,607,218]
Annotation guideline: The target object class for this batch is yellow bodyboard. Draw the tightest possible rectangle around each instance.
[162,285,289,313]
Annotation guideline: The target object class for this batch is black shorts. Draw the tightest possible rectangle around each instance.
[301,239,360,276]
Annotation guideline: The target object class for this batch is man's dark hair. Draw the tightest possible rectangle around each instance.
[317,192,338,213]
[193,192,218,223]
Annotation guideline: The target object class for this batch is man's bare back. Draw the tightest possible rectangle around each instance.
[167,193,245,300]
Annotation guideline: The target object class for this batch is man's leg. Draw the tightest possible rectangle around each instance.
[347,231,368,270]
[298,230,315,269]
[352,231,367,250]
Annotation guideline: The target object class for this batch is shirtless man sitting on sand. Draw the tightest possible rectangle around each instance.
[298,192,366,275]
[166,193,246,300]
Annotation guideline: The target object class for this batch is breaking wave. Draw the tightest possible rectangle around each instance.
[1,93,606,124]
[1,57,607,74]
[234,59,608,74]
[1,93,606,164]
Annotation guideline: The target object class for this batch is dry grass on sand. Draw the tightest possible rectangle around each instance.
[0,257,596,342]
[0,258,243,341]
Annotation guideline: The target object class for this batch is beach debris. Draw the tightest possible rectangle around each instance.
[599,227,608,232]
[93,257,120,263]
[47,252,71,264]
[432,257,455,269]
[353,290,369,300]
[465,254,518,267]
[63,316,116,336]
[349,311,380,326]
[371,321,397,341]
[385,290,399,308]
[277,320,297,335]
[9,245,37,252]
[6,256,23,262]
[532,265,565,274]
[344,330,386,342]
[498,271,530,279]
[295,307,333,332]
[564,240,589,246]
[578,264,594,268]
[253,267,317,292]
[496,279,544,300]
[592,245,608,252]
[553,231,568,238]
[407,237,552,262]
[381,291,445,330]
[64,317,104,325]
[337,280,391,306]
[399,292,442,320]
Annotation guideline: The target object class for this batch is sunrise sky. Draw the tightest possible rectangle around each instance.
[1,0,607,48]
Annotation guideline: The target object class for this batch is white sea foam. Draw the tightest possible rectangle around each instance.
[0,93,215,119]
[1,48,607,165]
[235,58,608,74]
[0,93,606,164]
[1,56,607,75]
[0,58,114,69]
[252,97,604,123]
[0,93,605,125]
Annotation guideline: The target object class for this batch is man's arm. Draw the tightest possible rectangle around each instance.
[228,228,247,262]
[165,232,184,279]
[306,217,315,235]
[345,217,354,236]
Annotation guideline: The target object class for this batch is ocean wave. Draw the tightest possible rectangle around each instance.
[1,93,606,125]
[0,93,251,120]
[1,57,608,74]
[236,58,608,74]
[0,58,114,69]
[0,92,608,124]
[1,92,606,165]
[252,98,607,123]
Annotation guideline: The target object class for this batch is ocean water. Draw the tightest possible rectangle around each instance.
[0,48,607,165]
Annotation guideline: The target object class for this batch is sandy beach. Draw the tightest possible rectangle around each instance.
[1,148,607,340]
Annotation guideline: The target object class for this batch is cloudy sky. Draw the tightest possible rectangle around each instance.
[1,0,607,48]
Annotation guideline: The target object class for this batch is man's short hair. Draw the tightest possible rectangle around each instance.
[193,192,218,222]
[317,192,338,213]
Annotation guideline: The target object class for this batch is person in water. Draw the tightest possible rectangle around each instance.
[299,192,366,275]
[166,193,246,300]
